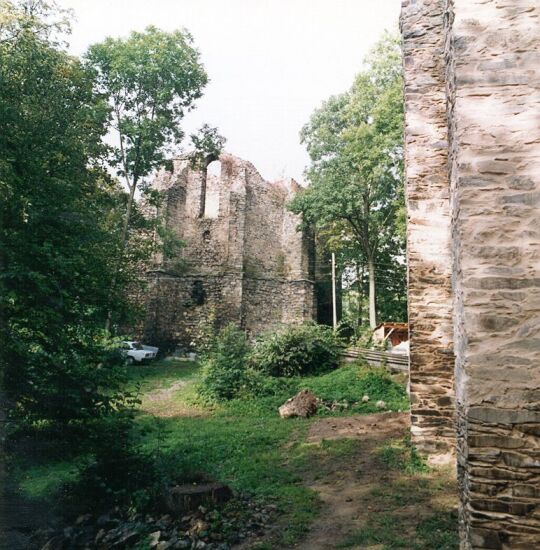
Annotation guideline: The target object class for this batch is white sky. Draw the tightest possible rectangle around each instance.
[59,0,401,184]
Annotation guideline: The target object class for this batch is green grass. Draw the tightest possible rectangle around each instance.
[338,437,458,550]
[376,436,429,474]
[126,359,200,392]
[19,460,81,499]
[198,363,409,418]
[134,367,320,544]
[16,358,412,546]
[289,438,362,474]
[303,364,409,414]
[337,510,458,549]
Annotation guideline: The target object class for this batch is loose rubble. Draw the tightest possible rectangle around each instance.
[32,494,276,550]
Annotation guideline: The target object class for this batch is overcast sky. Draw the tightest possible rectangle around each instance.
[60,0,400,184]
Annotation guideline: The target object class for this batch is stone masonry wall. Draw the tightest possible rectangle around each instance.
[444,1,540,547]
[140,154,316,349]
[402,0,540,547]
[401,0,456,461]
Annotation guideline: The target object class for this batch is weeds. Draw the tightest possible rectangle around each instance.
[376,435,429,473]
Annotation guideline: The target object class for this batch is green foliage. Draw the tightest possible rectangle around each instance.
[199,324,252,401]
[306,365,408,413]
[0,2,136,428]
[18,359,415,546]
[335,319,356,343]
[189,123,227,168]
[186,304,220,354]
[290,32,406,326]
[86,26,207,184]
[72,413,157,509]
[251,323,343,377]
[355,323,375,348]
[376,436,429,474]
[86,25,209,328]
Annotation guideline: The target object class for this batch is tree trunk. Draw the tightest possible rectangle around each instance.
[367,256,377,329]
[356,263,363,328]
[105,180,137,332]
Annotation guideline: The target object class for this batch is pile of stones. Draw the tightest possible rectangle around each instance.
[33,493,276,549]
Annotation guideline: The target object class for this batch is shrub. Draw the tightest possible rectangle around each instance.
[354,324,374,348]
[336,320,356,344]
[251,323,343,377]
[69,412,158,510]
[305,364,407,408]
[199,324,251,401]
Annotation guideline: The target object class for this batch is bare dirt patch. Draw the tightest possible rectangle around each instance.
[289,412,457,550]
[140,380,207,418]
[306,411,408,443]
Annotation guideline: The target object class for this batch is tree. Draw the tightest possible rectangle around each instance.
[289,32,404,329]
[0,0,135,428]
[85,27,208,330]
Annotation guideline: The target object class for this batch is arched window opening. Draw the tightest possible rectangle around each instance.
[203,160,221,218]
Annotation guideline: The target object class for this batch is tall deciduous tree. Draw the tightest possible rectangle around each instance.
[85,27,208,330]
[290,33,404,329]
[0,0,135,427]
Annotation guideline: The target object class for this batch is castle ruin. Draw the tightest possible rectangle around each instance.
[139,153,320,349]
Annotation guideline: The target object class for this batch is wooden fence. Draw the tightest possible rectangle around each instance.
[341,347,409,374]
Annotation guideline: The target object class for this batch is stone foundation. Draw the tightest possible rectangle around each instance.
[457,406,540,548]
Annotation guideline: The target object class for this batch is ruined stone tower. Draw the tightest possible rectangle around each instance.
[139,153,317,349]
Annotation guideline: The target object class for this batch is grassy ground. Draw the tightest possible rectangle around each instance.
[336,438,458,549]
[131,360,404,545]
[16,359,458,548]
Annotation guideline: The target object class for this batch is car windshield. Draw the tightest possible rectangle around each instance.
[132,341,143,350]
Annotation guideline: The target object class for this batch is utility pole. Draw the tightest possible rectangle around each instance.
[331,252,337,331]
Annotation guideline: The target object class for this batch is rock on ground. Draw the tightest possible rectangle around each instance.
[279,389,318,418]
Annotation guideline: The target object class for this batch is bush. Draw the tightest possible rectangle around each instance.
[306,365,409,413]
[336,320,356,344]
[199,324,251,401]
[251,323,343,377]
[67,412,159,510]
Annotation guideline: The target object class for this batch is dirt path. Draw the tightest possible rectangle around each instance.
[292,412,409,550]
[139,379,207,418]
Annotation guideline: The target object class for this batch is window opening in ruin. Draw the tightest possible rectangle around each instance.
[199,158,221,219]
[191,280,206,306]
[202,229,211,243]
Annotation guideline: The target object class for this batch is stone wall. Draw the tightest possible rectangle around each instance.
[402,0,540,547]
[401,0,456,461]
[139,154,317,349]
[445,1,540,547]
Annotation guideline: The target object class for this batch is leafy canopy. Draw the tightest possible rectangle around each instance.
[86,25,208,186]
[0,1,137,427]
[290,32,406,325]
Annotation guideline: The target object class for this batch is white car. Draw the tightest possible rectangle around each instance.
[122,341,159,364]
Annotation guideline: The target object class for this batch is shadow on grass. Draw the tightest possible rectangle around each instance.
[336,436,459,549]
